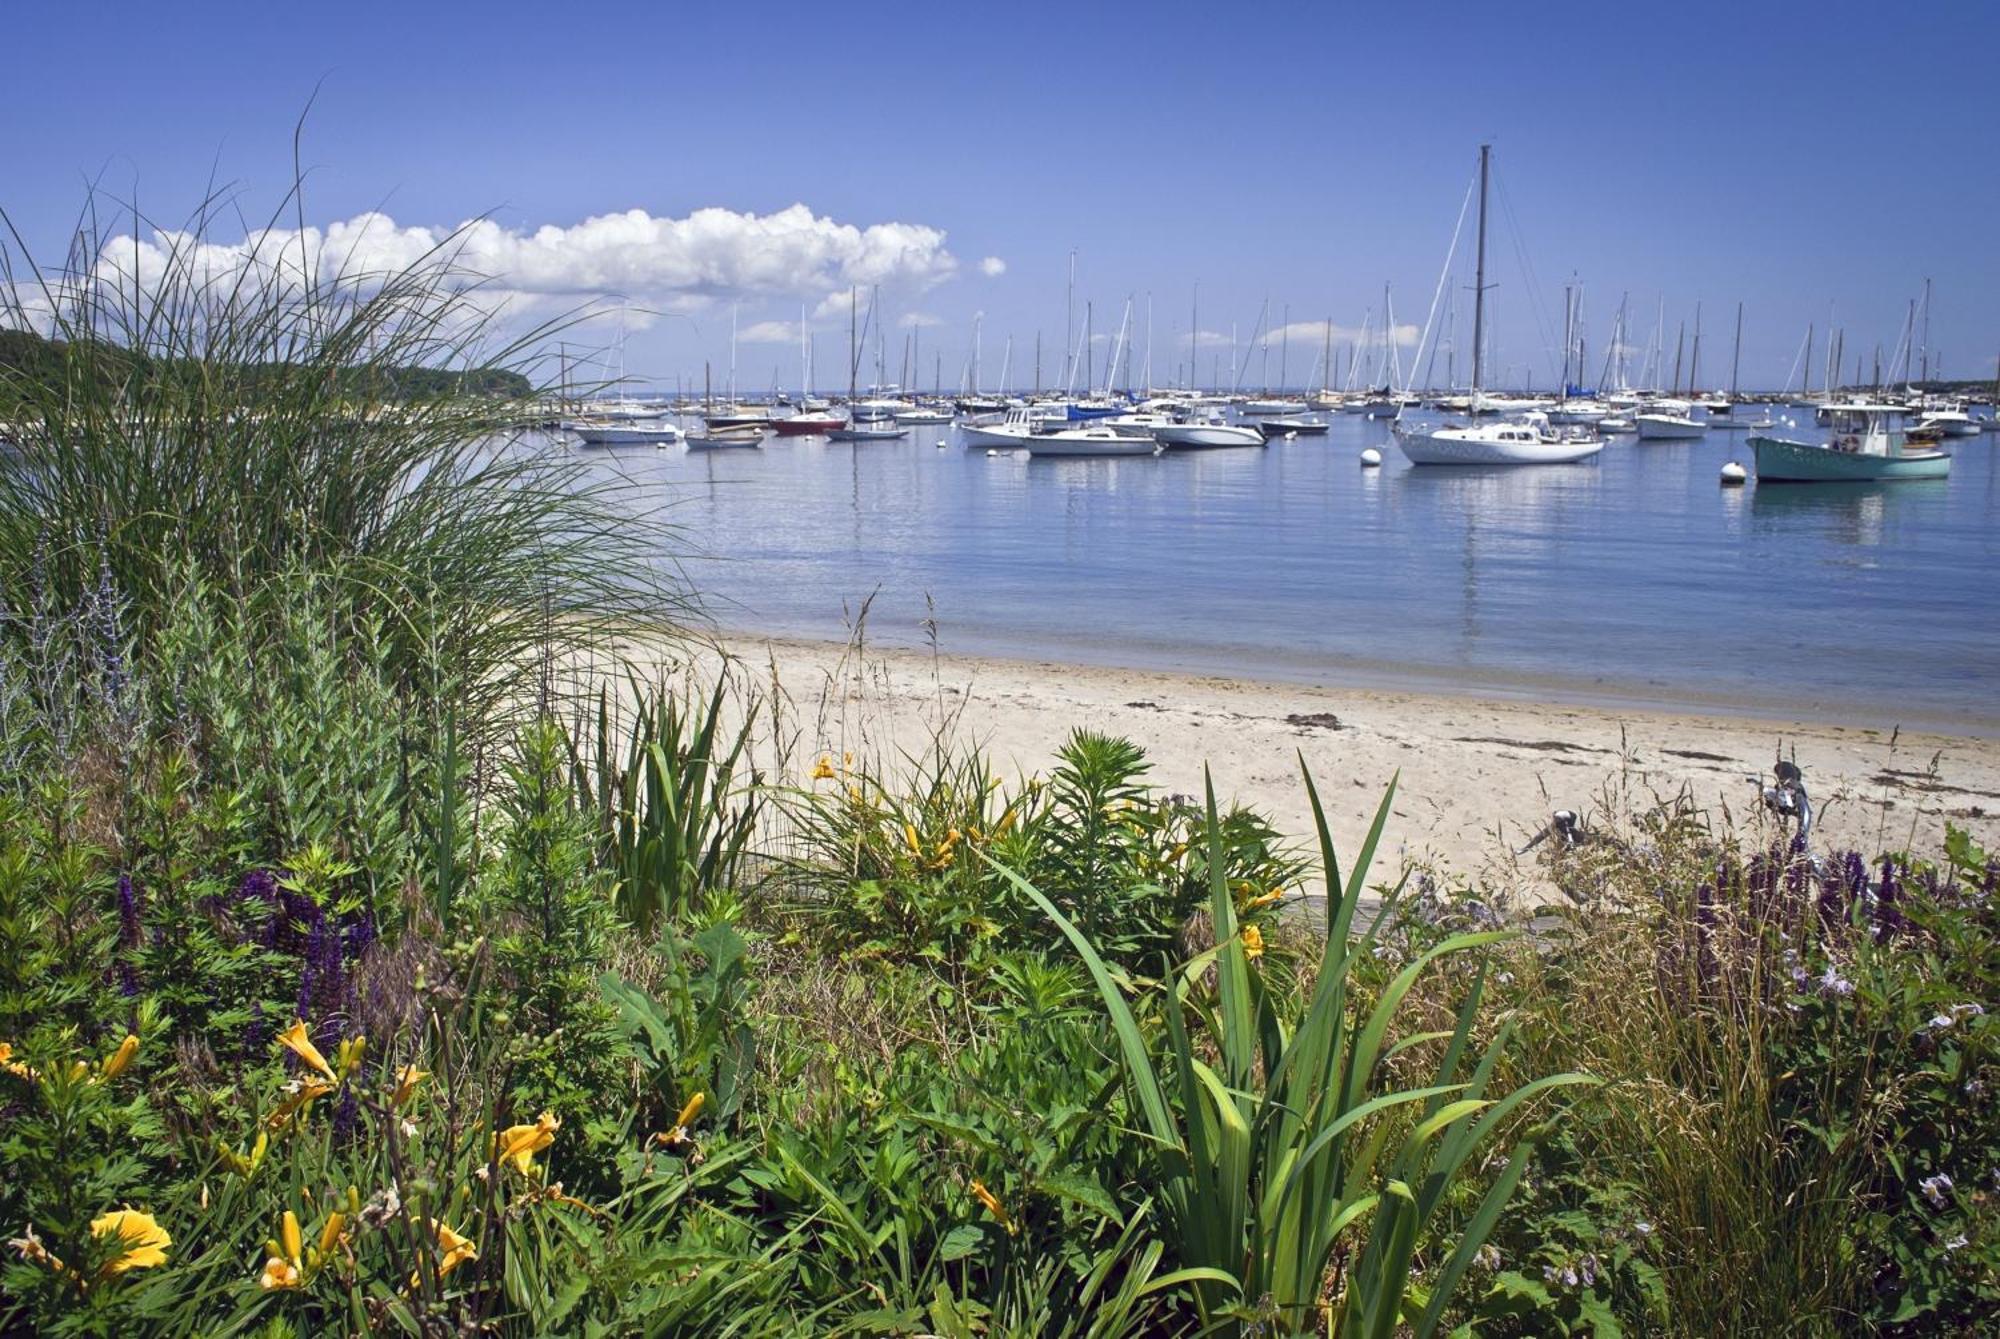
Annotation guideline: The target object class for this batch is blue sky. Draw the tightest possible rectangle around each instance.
[4,0,1995,392]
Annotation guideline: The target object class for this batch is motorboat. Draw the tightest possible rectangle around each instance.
[1393,411,1604,466]
[894,404,954,424]
[1917,405,1982,438]
[1598,415,1639,434]
[1154,413,1267,450]
[1751,404,1950,482]
[1241,397,1309,415]
[1635,399,1706,439]
[570,419,685,446]
[1256,417,1329,437]
[961,407,1043,448]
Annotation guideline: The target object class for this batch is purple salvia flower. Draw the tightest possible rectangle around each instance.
[116,874,141,948]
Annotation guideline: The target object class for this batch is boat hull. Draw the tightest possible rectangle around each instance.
[1750,435,1952,482]
[1394,428,1603,466]
[770,416,845,436]
[572,425,684,445]
[1635,415,1706,440]
[1154,424,1266,449]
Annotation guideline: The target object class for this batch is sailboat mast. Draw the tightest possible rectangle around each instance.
[1470,143,1490,396]
[1322,315,1332,395]
[1730,302,1743,398]
[1920,277,1932,385]
[1190,284,1199,393]
[1690,302,1702,394]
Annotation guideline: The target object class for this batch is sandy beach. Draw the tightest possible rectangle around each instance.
[611,631,2000,895]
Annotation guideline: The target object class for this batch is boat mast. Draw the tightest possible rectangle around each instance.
[1730,301,1743,398]
[1190,284,1199,393]
[1560,283,1573,402]
[1064,250,1075,393]
[1803,324,1814,398]
[847,286,858,407]
[1671,323,1684,396]
[1690,302,1702,395]
[1919,277,1931,385]
[1470,143,1490,397]
[1322,315,1332,395]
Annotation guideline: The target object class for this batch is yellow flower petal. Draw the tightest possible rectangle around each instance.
[391,1064,430,1107]
[259,1256,301,1289]
[674,1091,706,1131]
[99,1034,139,1080]
[276,1021,335,1082]
[90,1209,170,1274]
[493,1111,560,1175]
[1240,925,1265,960]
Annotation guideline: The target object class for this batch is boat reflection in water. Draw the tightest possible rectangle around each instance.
[1748,479,1950,550]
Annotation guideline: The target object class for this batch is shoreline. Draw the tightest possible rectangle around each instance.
[659,629,2000,889]
[689,613,2000,742]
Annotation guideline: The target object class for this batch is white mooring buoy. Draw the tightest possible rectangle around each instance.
[1719,461,1747,486]
[985,448,1001,458]
[1360,447,1383,467]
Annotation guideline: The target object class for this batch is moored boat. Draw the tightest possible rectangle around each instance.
[1394,412,1604,465]
[1751,404,1950,482]
[570,419,685,446]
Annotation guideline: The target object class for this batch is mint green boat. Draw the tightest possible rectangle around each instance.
[1750,404,1951,482]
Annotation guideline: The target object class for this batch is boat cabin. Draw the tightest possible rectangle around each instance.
[1824,405,1910,457]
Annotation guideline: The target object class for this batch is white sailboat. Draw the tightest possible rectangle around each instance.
[1394,145,1605,467]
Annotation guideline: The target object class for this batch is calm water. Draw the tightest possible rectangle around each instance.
[563,412,1999,733]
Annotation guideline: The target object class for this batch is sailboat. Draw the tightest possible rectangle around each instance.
[828,288,908,442]
[1394,146,1605,467]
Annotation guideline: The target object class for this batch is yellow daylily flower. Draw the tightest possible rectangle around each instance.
[494,1111,561,1175]
[969,1179,1017,1235]
[811,755,837,781]
[1240,925,1266,960]
[259,1256,301,1290]
[317,1211,346,1257]
[652,1091,707,1150]
[902,822,923,856]
[99,1034,139,1081]
[0,1041,34,1081]
[276,1021,335,1082]
[434,1220,477,1277]
[391,1064,429,1107]
[266,1076,336,1130]
[280,1210,303,1267]
[1241,888,1285,912]
[90,1209,170,1275]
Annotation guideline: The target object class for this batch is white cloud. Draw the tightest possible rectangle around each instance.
[899,311,943,328]
[737,319,803,344]
[979,256,1007,277]
[1268,320,1420,348]
[80,202,961,334]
